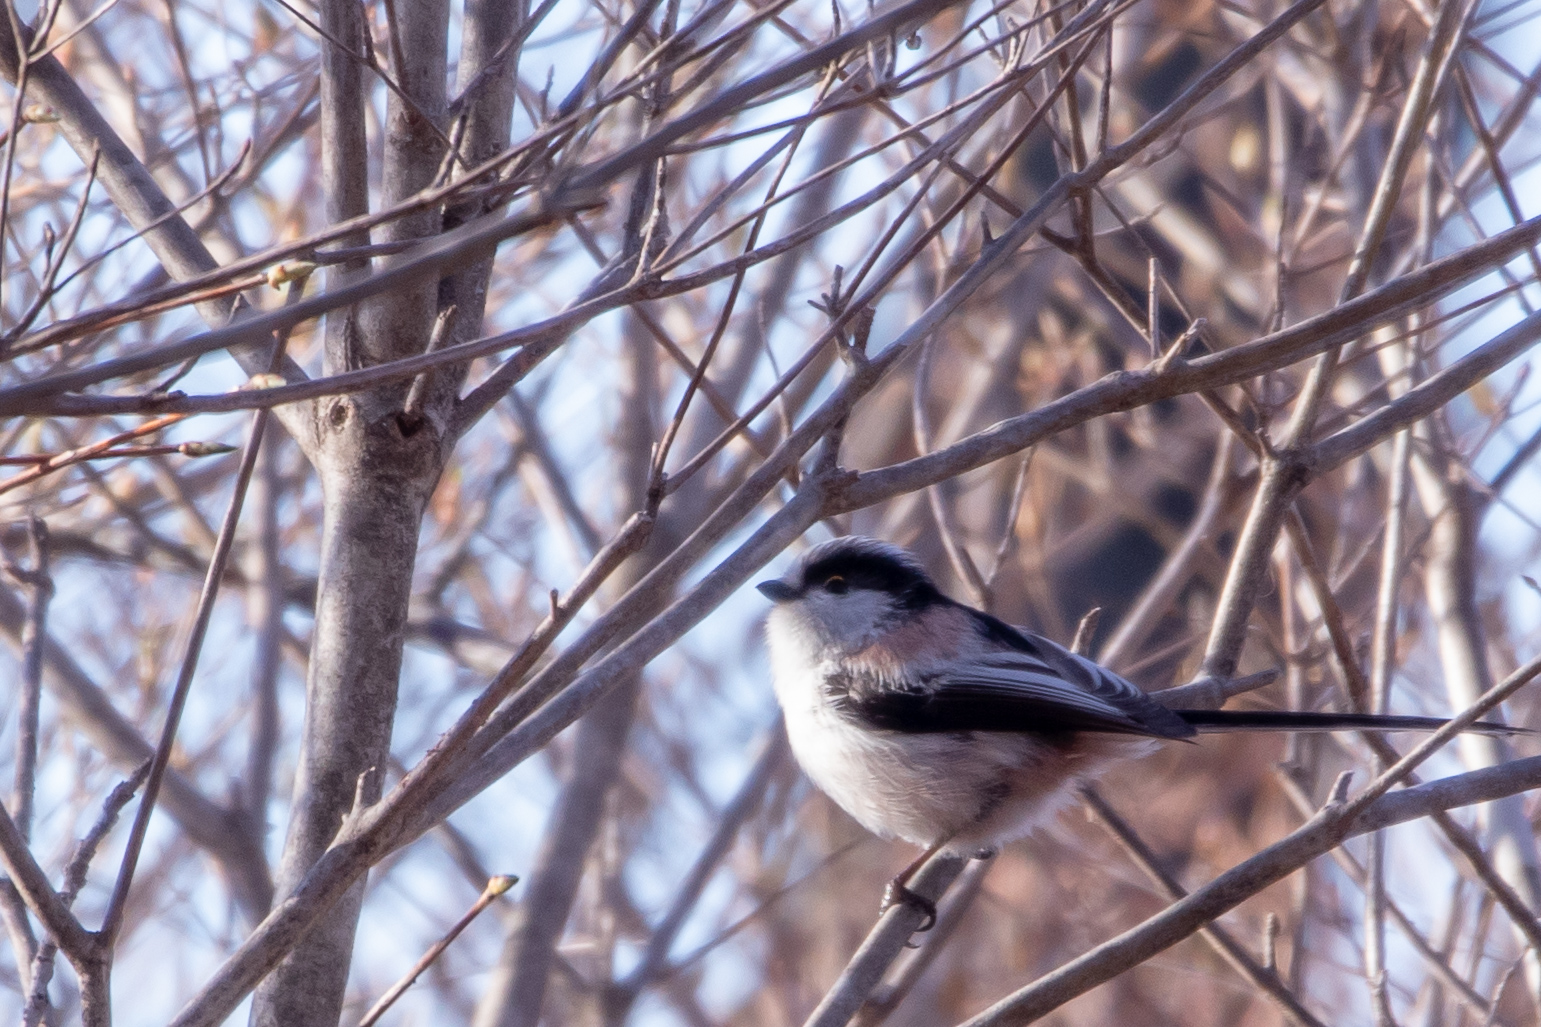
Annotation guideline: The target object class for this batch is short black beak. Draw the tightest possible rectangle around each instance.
[756,579,799,603]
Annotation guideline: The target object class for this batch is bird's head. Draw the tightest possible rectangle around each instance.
[757,537,944,653]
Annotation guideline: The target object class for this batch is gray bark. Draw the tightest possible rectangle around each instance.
[250,0,455,1021]
[251,408,445,1027]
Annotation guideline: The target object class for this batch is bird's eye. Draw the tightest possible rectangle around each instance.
[824,575,848,594]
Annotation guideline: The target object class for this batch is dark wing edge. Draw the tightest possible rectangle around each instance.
[964,611,1197,738]
[845,686,1180,737]
[842,651,1196,739]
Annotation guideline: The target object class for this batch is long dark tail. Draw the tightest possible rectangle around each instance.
[1175,709,1525,735]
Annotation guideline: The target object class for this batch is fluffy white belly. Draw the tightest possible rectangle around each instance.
[781,699,1082,849]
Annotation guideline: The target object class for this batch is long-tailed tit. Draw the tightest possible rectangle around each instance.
[758,536,1516,929]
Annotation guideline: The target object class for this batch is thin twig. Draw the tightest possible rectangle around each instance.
[356,875,517,1027]
[22,762,150,1027]
[957,653,1541,1025]
[98,279,305,945]
[0,413,189,495]
[1080,786,1329,1027]
[5,516,51,843]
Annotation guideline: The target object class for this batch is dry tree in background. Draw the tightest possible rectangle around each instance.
[0,0,1540,1023]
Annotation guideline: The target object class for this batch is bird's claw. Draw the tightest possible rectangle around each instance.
[880,880,937,933]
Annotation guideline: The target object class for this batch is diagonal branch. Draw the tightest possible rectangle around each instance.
[0,16,315,443]
[957,651,1541,1026]
[0,802,93,960]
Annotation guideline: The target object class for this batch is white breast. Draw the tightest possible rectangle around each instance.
[765,605,1078,848]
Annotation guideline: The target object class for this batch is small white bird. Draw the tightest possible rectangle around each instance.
[758,536,1512,928]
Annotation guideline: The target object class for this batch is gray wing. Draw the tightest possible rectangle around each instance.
[845,625,1195,740]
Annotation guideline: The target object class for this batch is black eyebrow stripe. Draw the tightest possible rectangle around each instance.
[800,551,943,607]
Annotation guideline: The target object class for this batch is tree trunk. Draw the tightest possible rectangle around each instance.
[250,406,444,1027]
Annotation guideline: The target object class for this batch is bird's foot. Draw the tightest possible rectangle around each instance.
[880,880,937,933]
